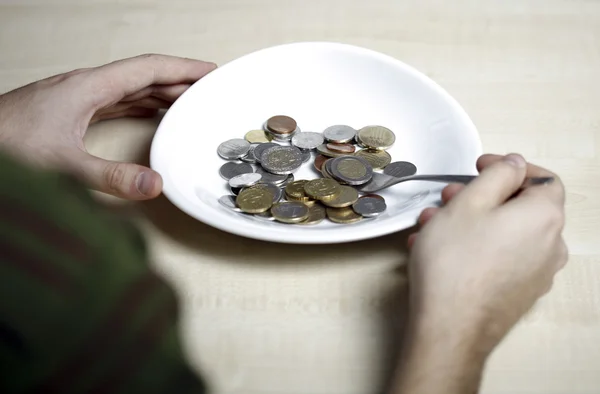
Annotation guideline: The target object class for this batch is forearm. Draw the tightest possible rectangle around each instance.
[389,308,492,394]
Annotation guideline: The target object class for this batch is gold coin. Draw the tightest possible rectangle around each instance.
[245,129,272,143]
[236,187,273,213]
[285,180,310,200]
[271,202,310,223]
[304,179,341,201]
[357,126,395,150]
[286,193,316,206]
[326,207,363,224]
[299,204,326,225]
[322,186,359,208]
[355,149,392,169]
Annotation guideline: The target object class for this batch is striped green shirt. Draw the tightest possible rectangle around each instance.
[0,152,206,393]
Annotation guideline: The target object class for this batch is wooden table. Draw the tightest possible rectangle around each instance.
[2,1,599,393]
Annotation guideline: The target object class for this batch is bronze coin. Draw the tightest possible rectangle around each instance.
[314,155,329,172]
[266,115,297,135]
[326,143,355,154]
[316,143,351,158]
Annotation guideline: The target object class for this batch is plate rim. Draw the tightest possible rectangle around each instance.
[150,41,482,244]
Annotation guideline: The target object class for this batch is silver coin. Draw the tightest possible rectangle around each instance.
[218,195,242,212]
[329,156,373,186]
[323,125,356,143]
[291,132,324,150]
[271,202,309,222]
[229,172,262,188]
[383,161,418,178]
[240,143,260,163]
[245,183,283,203]
[278,173,295,187]
[264,122,300,142]
[219,162,254,180]
[301,149,312,163]
[254,210,276,221]
[268,130,296,142]
[352,196,387,218]
[261,146,303,175]
[217,138,251,160]
[256,167,289,184]
[253,142,281,163]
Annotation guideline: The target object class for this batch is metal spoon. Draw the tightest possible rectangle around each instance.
[357,172,554,193]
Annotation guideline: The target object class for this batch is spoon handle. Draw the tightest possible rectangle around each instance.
[396,174,554,186]
[402,175,478,184]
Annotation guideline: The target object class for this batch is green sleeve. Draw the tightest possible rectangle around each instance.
[0,152,207,394]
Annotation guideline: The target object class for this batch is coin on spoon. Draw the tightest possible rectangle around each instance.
[383,161,418,178]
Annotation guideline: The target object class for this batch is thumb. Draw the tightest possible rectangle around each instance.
[72,152,163,200]
[448,153,527,212]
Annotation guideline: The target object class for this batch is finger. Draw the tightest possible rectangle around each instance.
[441,183,465,204]
[70,151,163,200]
[91,107,158,123]
[418,207,439,227]
[476,154,503,172]
[478,154,564,205]
[513,163,565,205]
[152,84,191,102]
[89,54,217,108]
[449,153,528,212]
[121,83,191,103]
[91,96,168,122]
[556,239,569,271]
[130,97,172,109]
[407,233,418,249]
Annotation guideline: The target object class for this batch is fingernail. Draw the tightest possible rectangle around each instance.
[504,153,526,168]
[135,171,154,196]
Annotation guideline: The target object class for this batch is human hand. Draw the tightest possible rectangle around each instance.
[0,54,216,200]
[409,153,567,349]
[390,154,567,394]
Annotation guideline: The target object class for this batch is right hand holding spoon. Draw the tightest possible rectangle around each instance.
[392,153,568,394]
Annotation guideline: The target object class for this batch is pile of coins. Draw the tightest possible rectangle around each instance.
[217,115,397,225]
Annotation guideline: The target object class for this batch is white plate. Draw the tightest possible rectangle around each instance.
[150,42,481,244]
